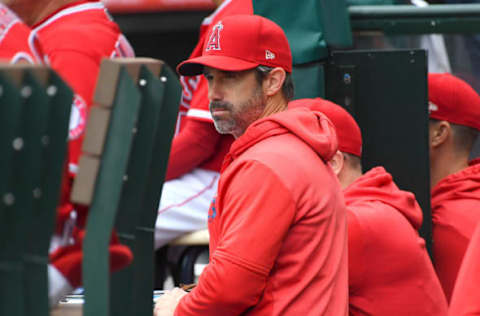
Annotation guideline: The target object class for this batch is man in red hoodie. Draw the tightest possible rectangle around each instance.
[428,73,480,301]
[154,15,348,316]
[290,98,448,315]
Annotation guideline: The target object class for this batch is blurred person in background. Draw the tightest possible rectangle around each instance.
[3,0,135,306]
[290,98,449,316]
[155,0,255,249]
[428,72,480,302]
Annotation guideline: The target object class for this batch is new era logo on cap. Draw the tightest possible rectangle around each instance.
[428,101,439,113]
[265,50,275,60]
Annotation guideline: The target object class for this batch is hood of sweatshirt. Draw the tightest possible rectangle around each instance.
[431,159,480,207]
[344,167,423,230]
[222,107,338,171]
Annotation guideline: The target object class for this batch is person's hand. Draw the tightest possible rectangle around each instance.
[154,288,188,316]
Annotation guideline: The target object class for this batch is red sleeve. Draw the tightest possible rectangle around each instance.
[49,50,98,104]
[346,209,367,295]
[433,222,470,301]
[165,119,221,180]
[175,161,296,315]
[449,224,480,315]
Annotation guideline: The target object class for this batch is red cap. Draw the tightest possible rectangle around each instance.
[289,98,362,157]
[428,73,480,131]
[177,14,292,76]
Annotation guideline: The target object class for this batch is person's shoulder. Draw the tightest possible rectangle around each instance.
[347,199,414,236]
[238,134,322,174]
[36,10,121,53]
[347,200,393,222]
[233,134,335,195]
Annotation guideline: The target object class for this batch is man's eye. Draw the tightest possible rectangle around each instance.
[224,72,237,79]
[203,73,213,81]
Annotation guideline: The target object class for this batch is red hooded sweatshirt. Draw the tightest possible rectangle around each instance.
[449,223,480,316]
[431,159,480,301]
[345,167,448,316]
[175,107,349,315]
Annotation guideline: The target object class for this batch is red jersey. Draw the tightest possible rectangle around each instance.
[345,167,448,316]
[175,107,348,315]
[32,0,134,176]
[0,4,43,63]
[173,0,254,173]
[449,223,480,316]
[431,159,480,301]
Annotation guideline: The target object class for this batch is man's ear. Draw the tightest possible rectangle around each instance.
[430,120,451,149]
[328,150,345,176]
[263,67,286,97]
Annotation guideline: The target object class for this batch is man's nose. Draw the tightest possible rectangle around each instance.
[208,79,223,102]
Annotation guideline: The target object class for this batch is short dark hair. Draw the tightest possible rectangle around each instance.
[451,123,479,153]
[430,119,479,153]
[254,65,294,101]
[344,152,362,173]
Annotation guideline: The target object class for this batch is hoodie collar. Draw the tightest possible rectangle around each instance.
[432,159,480,203]
[221,107,338,172]
[344,167,423,230]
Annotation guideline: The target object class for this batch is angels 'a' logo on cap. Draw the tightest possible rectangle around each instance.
[265,50,276,60]
[206,21,223,52]
[428,101,439,113]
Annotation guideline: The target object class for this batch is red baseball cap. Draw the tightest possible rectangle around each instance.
[428,73,480,131]
[177,14,292,76]
[289,98,363,157]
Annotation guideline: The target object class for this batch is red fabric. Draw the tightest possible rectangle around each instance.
[428,73,480,131]
[178,14,292,76]
[449,223,480,316]
[32,0,134,233]
[0,4,43,63]
[345,167,448,316]
[431,160,480,302]
[33,0,135,177]
[175,107,348,316]
[165,120,222,180]
[50,236,132,288]
[289,98,362,157]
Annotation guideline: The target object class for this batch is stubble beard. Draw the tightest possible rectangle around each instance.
[210,88,265,138]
